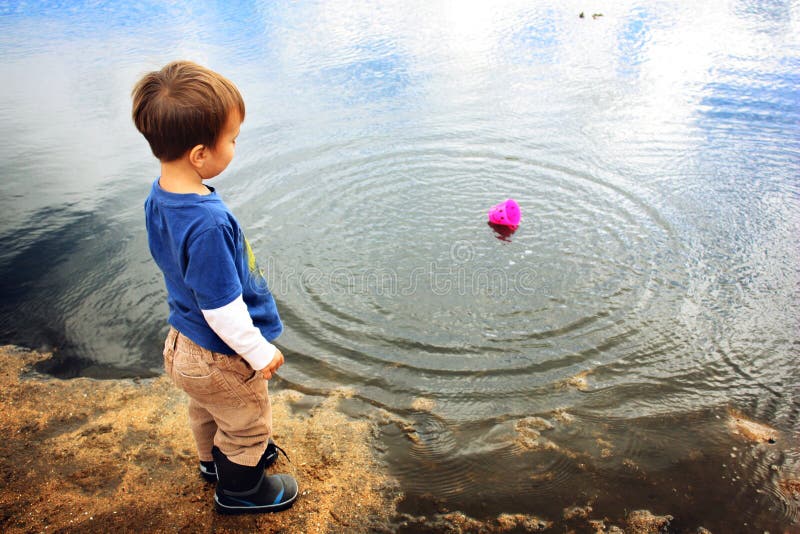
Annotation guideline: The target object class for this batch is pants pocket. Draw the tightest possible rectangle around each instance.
[227,355,267,402]
[173,360,246,409]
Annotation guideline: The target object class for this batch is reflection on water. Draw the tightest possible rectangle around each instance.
[1,0,798,530]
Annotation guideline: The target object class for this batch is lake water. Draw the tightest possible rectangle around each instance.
[1,0,798,530]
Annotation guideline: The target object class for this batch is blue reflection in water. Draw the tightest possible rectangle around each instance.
[510,10,560,65]
[700,65,800,130]
[0,0,278,60]
[0,0,166,33]
[616,5,653,76]
[316,42,411,104]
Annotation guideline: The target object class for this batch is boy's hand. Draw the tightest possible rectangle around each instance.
[261,348,285,380]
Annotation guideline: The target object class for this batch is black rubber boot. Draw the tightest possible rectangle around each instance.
[212,445,298,515]
[199,439,286,483]
[199,460,217,483]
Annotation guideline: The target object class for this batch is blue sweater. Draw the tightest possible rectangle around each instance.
[144,179,282,354]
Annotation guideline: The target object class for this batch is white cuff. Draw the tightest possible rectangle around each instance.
[201,295,277,371]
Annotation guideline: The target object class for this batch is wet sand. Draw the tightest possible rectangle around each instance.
[2,345,797,533]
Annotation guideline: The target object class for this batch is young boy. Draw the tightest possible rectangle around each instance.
[132,60,298,515]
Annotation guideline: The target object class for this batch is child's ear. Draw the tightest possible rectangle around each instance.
[188,144,207,169]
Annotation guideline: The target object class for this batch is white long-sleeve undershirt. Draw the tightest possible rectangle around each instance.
[201,295,277,371]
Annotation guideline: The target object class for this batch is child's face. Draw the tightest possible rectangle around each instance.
[202,110,242,179]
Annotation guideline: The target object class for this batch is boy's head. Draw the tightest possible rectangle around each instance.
[132,61,245,162]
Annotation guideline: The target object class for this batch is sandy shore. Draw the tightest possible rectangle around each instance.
[0,345,399,533]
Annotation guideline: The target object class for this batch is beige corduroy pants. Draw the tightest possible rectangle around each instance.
[163,327,271,467]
